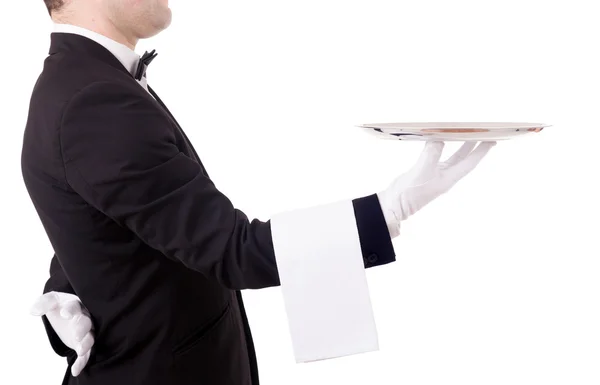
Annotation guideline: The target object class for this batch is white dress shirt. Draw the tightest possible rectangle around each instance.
[53,23,150,92]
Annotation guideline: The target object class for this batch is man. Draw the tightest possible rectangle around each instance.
[21,0,496,384]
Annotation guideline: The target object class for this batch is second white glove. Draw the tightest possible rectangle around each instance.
[377,141,496,238]
[31,291,95,377]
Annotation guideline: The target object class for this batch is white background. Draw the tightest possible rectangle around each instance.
[1,0,599,384]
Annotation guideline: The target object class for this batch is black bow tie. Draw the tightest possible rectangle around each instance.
[134,49,158,81]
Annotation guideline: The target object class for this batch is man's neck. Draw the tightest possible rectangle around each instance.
[53,16,137,50]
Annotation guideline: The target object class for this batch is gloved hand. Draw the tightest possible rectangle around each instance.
[31,291,95,377]
[377,141,496,238]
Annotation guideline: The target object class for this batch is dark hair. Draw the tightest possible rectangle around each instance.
[44,0,65,15]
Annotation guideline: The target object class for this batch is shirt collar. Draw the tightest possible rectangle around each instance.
[53,23,140,78]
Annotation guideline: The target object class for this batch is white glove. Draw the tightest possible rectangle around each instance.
[377,141,496,238]
[31,291,95,377]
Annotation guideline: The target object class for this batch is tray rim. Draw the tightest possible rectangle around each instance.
[356,122,552,130]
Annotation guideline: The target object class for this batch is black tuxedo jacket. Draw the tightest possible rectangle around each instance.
[21,32,396,385]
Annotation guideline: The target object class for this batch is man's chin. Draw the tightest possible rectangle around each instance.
[159,6,173,30]
[142,10,172,38]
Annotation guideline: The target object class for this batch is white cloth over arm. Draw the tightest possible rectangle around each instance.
[271,199,379,363]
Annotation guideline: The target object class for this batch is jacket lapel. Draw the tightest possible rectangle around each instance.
[147,86,208,174]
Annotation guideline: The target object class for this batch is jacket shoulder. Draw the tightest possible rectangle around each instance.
[33,52,136,106]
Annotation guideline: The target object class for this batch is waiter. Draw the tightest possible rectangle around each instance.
[22,1,496,384]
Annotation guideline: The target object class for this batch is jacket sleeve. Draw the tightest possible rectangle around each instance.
[61,81,282,290]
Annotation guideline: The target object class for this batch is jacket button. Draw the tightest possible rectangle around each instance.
[367,253,378,263]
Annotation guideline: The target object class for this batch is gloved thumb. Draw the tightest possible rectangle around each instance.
[71,350,91,377]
